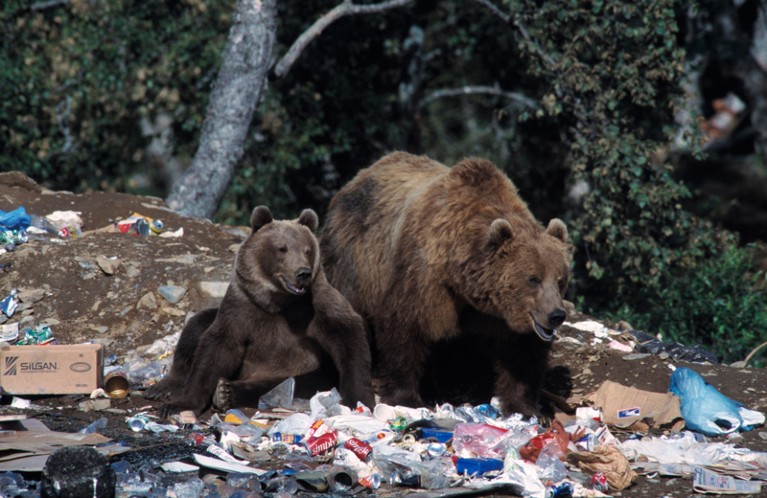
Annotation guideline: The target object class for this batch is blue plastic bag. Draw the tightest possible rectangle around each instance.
[0,206,31,231]
[669,367,744,436]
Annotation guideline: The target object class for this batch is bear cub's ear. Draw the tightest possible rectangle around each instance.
[251,206,274,232]
[297,209,319,233]
[546,218,568,243]
[489,218,514,247]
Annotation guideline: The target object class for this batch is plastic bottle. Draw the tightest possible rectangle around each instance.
[172,477,205,498]
[79,417,108,434]
[535,442,567,483]
[263,476,298,494]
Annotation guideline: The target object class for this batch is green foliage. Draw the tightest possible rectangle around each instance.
[504,0,766,359]
[610,244,767,365]
[0,0,231,194]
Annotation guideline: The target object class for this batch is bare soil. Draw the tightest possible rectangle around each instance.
[1,171,766,497]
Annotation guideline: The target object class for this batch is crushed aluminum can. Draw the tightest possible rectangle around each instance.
[272,432,303,444]
[358,473,381,489]
[306,431,338,457]
[591,471,609,492]
[127,414,150,432]
[104,369,130,399]
[344,437,372,462]
[306,419,332,439]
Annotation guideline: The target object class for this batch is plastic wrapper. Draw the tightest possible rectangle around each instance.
[452,423,511,459]
[0,207,31,231]
[669,366,765,436]
[258,376,295,410]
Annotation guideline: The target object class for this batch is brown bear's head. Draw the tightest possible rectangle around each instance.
[463,216,571,343]
[233,205,320,311]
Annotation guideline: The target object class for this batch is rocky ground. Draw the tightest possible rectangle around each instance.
[1,171,766,497]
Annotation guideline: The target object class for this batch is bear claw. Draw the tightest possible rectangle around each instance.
[212,378,232,411]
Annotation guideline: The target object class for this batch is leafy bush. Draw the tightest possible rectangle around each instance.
[610,244,767,365]
[0,0,231,194]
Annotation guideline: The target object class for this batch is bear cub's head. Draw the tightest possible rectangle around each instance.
[234,206,320,311]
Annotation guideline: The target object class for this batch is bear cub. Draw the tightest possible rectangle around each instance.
[146,206,375,416]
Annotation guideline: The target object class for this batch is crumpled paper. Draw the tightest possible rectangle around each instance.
[567,444,637,491]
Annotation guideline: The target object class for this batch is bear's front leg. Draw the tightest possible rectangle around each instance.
[375,321,429,409]
[162,327,246,417]
[493,334,552,418]
[309,272,375,408]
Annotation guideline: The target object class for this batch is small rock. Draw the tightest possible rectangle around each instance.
[78,398,112,412]
[197,281,229,300]
[18,288,46,303]
[157,254,196,265]
[137,292,158,310]
[158,285,187,304]
[126,264,141,278]
[161,306,186,317]
[96,256,120,275]
[45,318,61,326]
[91,325,109,334]
[622,353,651,361]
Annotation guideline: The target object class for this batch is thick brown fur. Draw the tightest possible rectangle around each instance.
[320,152,571,417]
[146,206,375,417]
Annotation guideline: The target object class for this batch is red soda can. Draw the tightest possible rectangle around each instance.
[306,419,332,440]
[344,437,372,462]
[306,431,338,456]
[590,472,609,492]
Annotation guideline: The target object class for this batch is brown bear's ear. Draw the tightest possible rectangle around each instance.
[297,209,319,233]
[489,218,513,247]
[546,218,568,243]
[250,206,273,232]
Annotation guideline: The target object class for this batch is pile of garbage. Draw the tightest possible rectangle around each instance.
[3,365,766,498]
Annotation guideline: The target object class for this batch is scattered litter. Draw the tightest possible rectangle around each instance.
[670,366,766,436]
[567,444,637,490]
[629,329,719,363]
[693,466,762,494]
[115,212,166,236]
[585,380,684,430]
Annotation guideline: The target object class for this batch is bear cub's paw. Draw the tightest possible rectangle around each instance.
[212,378,233,412]
[144,378,178,401]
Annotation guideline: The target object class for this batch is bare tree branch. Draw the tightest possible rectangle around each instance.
[30,0,69,11]
[274,0,415,78]
[419,85,540,110]
[470,0,556,68]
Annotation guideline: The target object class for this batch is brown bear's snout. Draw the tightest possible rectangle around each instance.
[295,267,313,286]
[548,308,566,328]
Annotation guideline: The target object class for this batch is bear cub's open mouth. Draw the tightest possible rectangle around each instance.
[532,318,556,342]
[282,277,307,295]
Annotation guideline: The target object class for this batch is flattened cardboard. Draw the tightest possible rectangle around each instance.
[586,380,684,430]
[0,344,103,395]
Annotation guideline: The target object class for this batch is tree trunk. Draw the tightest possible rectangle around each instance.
[166,0,277,219]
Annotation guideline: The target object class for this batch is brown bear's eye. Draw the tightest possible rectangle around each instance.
[278,246,288,253]
[305,248,313,258]
[528,276,541,286]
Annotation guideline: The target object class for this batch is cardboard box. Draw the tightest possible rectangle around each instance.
[0,344,103,395]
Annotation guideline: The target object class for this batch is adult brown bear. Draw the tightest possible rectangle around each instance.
[146,206,375,416]
[320,152,571,417]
